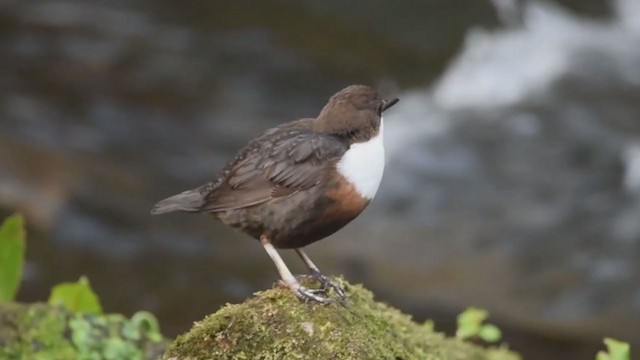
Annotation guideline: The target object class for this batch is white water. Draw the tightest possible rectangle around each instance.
[432,0,640,110]
[385,0,640,193]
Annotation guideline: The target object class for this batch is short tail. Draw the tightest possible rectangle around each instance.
[150,189,205,215]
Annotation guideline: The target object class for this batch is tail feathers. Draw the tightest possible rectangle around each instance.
[151,189,205,215]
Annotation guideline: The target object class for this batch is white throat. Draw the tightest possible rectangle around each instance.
[336,119,385,199]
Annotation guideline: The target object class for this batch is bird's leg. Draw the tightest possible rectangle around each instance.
[260,235,333,304]
[295,248,347,301]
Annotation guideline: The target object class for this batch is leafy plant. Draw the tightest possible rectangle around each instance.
[456,307,502,343]
[0,213,26,301]
[596,338,630,360]
[0,302,167,360]
[68,312,164,360]
[0,213,167,359]
[49,276,103,314]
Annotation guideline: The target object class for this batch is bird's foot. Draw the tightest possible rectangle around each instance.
[295,286,335,304]
[276,280,334,304]
[297,271,348,304]
[316,273,348,304]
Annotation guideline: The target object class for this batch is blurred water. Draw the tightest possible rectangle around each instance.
[377,1,640,355]
[1,0,638,357]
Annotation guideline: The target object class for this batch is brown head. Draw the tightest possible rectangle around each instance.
[315,85,399,142]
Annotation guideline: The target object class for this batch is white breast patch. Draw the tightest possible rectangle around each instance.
[336,120,385,200]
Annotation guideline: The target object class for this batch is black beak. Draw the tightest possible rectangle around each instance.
[381,98,399,112]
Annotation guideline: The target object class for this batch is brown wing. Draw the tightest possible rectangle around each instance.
[199,129,347,212]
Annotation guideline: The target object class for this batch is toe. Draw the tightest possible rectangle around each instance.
[295,287,335,304]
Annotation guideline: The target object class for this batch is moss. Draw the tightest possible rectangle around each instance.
[0,302,167,359]
[164,278,520,360]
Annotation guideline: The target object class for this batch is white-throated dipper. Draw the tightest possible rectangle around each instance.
[151,85,399,303]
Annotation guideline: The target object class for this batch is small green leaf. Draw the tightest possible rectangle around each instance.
[456,307,488,339]
[456,326,478,340]
[597,338,630,360]
[458,307,488,326]
[69,315,94,351]
[479,324,502,343]
[122,318,142,341]
[0,213,26,301]
[102,337,141,360]
[130,311,163,342]
[456,307,503,343]
[422,320,435,332]
[48,276,103,314]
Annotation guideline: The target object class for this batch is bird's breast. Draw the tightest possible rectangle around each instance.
[335,120,385,200]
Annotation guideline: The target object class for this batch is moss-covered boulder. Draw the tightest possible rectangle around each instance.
[164,278,520,360]
[0,301,168,359]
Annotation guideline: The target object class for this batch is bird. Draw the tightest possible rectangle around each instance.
[151,85,399,303]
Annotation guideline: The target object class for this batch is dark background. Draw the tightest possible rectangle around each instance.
[1,0,639,358]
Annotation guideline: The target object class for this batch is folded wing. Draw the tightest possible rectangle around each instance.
[198,129,347,212]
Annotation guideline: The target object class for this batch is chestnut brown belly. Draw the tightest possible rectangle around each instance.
[214,175,369,249]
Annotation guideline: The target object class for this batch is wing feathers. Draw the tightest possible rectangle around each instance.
[201,130,346,212]
[154,124,348,214]
[151,189,205,215]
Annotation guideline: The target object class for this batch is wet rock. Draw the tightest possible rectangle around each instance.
[163,278,519,360]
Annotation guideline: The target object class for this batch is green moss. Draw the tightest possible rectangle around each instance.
[0,302,167,359]
[164,278,520,360]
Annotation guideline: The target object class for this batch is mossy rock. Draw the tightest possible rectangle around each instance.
[164,278,520,360]
[0,301,168,359]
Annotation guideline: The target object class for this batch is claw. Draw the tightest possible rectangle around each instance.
[309,271,348,304]
[293,248,350,304]
[296,286,335,304]
[293,273,349,304]
[322,278,348,304]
